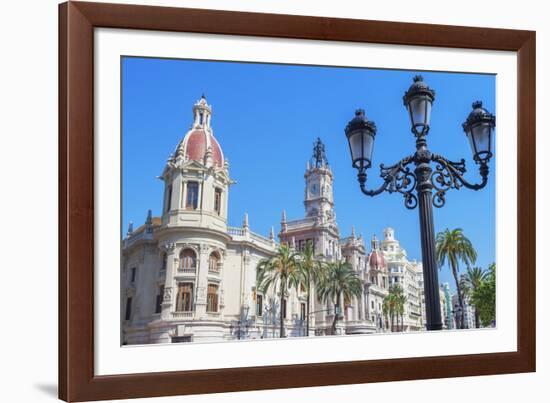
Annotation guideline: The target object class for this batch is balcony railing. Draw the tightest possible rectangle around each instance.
[176,267,196,275]
[171,311,193,319]
[227,226,245,236]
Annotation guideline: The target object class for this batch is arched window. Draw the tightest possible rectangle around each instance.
[208,252,220,273]
[180,249,197,272]
[206,284,219,312]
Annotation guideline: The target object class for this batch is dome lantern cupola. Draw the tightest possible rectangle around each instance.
[173,95,225,168]
[193,94,212,130]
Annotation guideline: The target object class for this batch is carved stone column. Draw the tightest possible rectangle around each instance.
[160,242,176,320]
[194,243,209,318]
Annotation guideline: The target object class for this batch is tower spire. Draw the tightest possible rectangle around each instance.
[311,137,329,168]
[281,210,287,232]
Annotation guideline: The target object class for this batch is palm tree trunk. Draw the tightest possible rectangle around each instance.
[332,293,342,335]
[451,264,465,329]
[306,273,311,337]
[280,287,285,338]
[475,308,480,328]
[306,290,310,337]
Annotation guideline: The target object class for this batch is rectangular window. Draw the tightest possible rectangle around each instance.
[256,294,263,316]
[125,297,132,320]
[282,298,287,319]
[172,336,192,343]
[186,182,199,210]
[176,283,193,312]
[300,302,306,321]
[130,267,137,283]
[206,284,219,312]
[161,254,167,272]
[165,185,173,212]
[155,285,164,314]
[214,188,222,215]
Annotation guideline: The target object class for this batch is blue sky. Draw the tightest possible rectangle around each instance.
[122,57,496,292]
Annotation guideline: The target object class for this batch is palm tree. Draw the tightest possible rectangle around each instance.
[256,244,300,338]
[461,266,489,328]
[296,241,325,337]
[435,228,477,329]
[396,293,407,332]
[317,261,362,335]
[384,284,405,332]
[382,297,394,332]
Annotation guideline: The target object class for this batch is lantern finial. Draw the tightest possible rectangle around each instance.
[472,100,483,109]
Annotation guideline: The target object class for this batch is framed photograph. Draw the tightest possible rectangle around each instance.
[59,1,535,401]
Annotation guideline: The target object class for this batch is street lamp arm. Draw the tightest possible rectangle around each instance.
[430,154,490,207]
[358,155,418,209]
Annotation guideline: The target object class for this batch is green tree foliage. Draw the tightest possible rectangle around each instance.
[460,266,489,328]
[383,284,405,332]
[435,228,477,329]
[256,244,301,338]
[296,241,325,336]
[469,263,496,327]
[317,261,362,335]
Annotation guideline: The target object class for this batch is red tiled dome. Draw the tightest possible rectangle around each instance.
[368,250,385,270]
[178,128,224,167]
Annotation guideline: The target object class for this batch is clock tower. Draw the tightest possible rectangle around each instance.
[304,138,335,222]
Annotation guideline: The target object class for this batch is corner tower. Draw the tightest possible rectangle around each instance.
[160,95,232,231]
[304,138,335,223]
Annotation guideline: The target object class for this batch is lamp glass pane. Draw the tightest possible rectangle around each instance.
[349,131,363,162]
[466,130,477,158]
[349,130,374,166]
[409,97,428,127]
[363,132,374,164]
[472,123,492,155]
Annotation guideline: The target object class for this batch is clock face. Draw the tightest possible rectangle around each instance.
[309,184,318,196]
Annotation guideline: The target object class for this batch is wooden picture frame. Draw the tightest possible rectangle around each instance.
[59,1,536,401]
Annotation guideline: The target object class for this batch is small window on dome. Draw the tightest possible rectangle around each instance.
[186,182,199,210]
[214,188,222,215]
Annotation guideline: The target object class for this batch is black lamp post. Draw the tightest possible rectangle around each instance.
[233,304,250,340]
[453,303,463,330]
[344,75,495,331]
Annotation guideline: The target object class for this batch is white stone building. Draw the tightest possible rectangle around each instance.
[380,228,424,332]
[122,96,429,344]
[452,293,477,329]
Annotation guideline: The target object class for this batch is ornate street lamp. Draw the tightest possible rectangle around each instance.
[344,75,495,331]
[403,75,435,136]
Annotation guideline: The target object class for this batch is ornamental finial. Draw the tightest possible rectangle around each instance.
[312,137,329,168]
[413,75,423,82]
[127,221,134,235]
[472,100,483,109]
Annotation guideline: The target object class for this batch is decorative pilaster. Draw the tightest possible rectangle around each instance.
[194,243,209,318]
[160,242,176,320]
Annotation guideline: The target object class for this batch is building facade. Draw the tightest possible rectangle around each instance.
[122,97,431,344]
